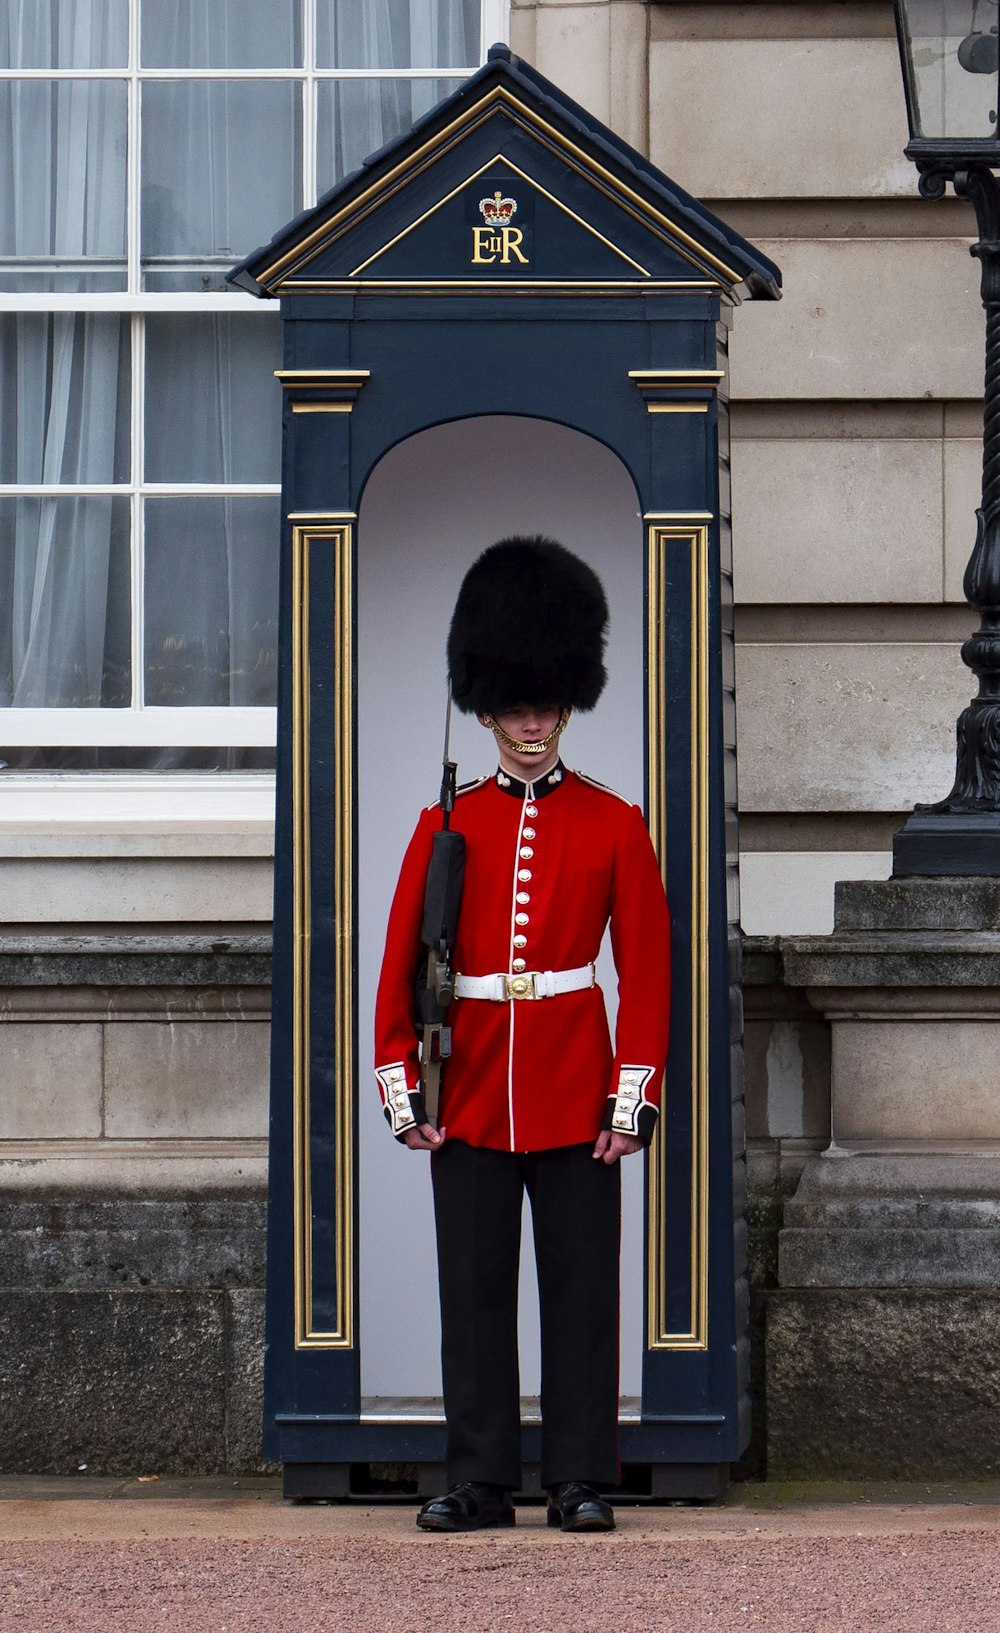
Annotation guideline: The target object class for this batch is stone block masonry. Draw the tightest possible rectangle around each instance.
[0,1202,268,1476]
[767,1289,1000,1481]
[0,936,271,1476]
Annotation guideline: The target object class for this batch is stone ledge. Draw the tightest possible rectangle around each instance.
[0,1197,266,1289]
[0,1146,268,1196]
[0,988,271,1021]
[0,933,272,988]
[778,1155,1000,1288]
[782,932,1000,989]
[836,876,1000,932]
[743,874,1000,992]
[741,935,783,986]
[780,1228,1000,1288]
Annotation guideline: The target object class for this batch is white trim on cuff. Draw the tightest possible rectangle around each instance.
[610,1064,656,1136]
[375,1061,417,1135]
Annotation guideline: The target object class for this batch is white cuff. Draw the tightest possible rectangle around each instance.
[610,1065,656,1136]
[375,1061,417,1135]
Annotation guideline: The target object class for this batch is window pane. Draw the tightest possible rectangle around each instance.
[317,0,479,69]
[141,81,301,291]
[144,314,281,483]
[0,497,131,707]
[0,314,129,484]
[0,0,128,68]
[144,498,279,706]
[0,81,127,292]
[317,77,463,188]
[140,0,301,69]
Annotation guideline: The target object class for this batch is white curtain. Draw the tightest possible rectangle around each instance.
[142,315,281,714]
[140,0,300,69]
[1,2,127,710]
[2,0,469,723]
[320,0,477,69]
[0,316,128,709]
[0,8,126,286]
[317,0,477,186]
[139,2,300,290]
[143,495,279,710]
[1,0,127,68]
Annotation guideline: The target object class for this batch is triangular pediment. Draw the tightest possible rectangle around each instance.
[231,49,780,301]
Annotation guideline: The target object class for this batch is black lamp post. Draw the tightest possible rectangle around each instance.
[892,0,1000,873]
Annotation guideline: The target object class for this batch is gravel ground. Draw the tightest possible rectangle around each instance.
[1,1492,998,1633]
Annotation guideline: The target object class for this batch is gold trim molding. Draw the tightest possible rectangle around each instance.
[646,520,710,1353]
[257,86,740,292]
[287,510,358,521]
[630,370,724,414]
[277,370,370,413]
[292,522,355,1350]
[350,150,650,280]
[629,370,725,385]
[281,280,715,297]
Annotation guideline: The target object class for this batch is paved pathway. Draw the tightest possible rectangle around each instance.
[1,1479,998,1632]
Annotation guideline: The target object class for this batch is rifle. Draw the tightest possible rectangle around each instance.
[417,689,466,1125]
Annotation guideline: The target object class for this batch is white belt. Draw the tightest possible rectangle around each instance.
[454,964,596,1002]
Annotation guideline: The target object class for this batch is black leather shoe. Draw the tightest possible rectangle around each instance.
[417,1482,515,1532]
[546,1482,615,1532]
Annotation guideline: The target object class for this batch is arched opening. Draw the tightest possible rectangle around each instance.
[357,414,647,1408]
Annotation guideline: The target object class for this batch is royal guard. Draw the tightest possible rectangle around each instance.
[374,536,672,1532]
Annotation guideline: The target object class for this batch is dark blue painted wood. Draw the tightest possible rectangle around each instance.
[237,45,780,1479]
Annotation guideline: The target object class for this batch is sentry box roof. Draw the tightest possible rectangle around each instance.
[229,44,781,304]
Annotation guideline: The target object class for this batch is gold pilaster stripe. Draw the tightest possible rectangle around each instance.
[291,527,308,1347]
[646,521,711,1352]
[292,523,355,1350]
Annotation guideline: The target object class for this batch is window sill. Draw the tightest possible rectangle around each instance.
[0,773,276,852]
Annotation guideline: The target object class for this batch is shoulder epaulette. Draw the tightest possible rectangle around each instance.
[574,770,634,806]
[424,774,490,812]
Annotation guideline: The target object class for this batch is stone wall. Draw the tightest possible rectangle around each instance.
[744,887,1000,1482]
[4,918,996,1482]
[0,937,269,1475]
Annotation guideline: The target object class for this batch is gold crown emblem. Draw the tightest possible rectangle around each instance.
[479,191,517,226]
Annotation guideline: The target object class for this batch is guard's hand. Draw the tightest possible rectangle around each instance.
[592,1129,643,1164]
[404,1122,446,1151]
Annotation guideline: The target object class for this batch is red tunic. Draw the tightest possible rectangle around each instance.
[374,763,671,1152]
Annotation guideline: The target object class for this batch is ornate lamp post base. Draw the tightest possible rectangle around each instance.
[893,809,1000,875]
[894,161,1000,877]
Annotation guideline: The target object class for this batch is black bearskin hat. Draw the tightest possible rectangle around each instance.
[447,536,608,715]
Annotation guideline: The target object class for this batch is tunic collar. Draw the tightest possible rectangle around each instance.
[494,758,566,800]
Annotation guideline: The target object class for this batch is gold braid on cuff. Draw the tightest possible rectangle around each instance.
[482,708,571,756]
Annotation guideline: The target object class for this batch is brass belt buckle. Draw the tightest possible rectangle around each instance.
[504,972,536,1000]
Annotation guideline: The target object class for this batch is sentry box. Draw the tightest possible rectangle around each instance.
[231,44,780,1503]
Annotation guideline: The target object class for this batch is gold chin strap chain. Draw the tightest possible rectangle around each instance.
[483,708,570,756]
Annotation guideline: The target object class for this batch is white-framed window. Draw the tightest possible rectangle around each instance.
[1,0,508,774]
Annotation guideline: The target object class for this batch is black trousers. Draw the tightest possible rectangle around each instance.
[430,1138,621,1490]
